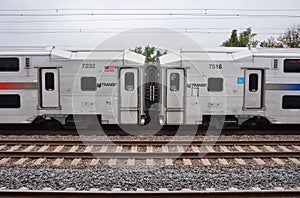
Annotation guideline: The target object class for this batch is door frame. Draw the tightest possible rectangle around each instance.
[118,67,139,124]
[166,68,186,125]
[38,67,61,109]
[243,69,264,110]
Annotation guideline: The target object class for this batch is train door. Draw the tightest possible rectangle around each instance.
[119,68,139,124]
[40,68,60,108]
[244,69,263,109]
[166,68,185,124]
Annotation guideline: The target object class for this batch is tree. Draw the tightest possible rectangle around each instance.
[131,45,167,63]
[260,36,283,48]
[222,27,258,47]
[278,25,300,48]
[260,25,300,48]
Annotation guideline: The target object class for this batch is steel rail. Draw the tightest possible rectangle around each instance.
[0,189,299,198]
[0,139,299,146]
[1,151,300,159]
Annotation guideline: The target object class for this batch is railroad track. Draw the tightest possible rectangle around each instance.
[0,139,300,166]
[0,189,299,198]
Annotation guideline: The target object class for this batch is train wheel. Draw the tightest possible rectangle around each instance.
[44,119,62,131]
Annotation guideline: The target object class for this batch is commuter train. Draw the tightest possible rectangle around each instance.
[0,46,300,129]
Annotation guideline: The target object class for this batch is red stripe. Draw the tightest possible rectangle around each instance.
[0,82,37,90]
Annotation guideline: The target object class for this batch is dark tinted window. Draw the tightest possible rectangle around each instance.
[284,59,300,73]
[282,96,300,109]
[81,77,97,91]
[0,58,19,72]
[249,74,258,92]
[45,73,55,91]
[125,72,134,91]
[170,73,180,91]
[0,94,20,108]
[208,78,223,92]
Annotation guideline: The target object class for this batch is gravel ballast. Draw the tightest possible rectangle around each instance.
[0,167,299,191]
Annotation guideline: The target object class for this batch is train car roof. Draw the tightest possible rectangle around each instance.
[160,47,300,64]
[0,46,145,63]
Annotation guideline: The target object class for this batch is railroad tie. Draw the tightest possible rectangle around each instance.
[23,145,35,152]
[127,158,135,166]
[0,145,6,151]
[218,158,229,166]
[108,158,117,166]
[7,145,21,152]
[177,145,185,153]
[253,158,266,165]
[220,146,230,152]
[84,146,93,153]
[271,158,285,166]
[68,145,79,152]
[201,158,211,166]
[146,158,154,166]
[249,145,262,152]
[292,145,300,151]
[33,158,46,166]
[191,146,200,152]
[288,158,300,165]
[162,145,169,152]
[205,146,215,152]
[234,145,245,152]
[0,158,10,165]
[90,159,100,166]
[136,188,145,191]
[264,145,277,152]
[228,187,239,191]
[146,146,153,152]
[53,158,64,166]
[183,158,192,166]
[53,146,64,152]
[234,158,246,165]
[15,158,28,165]
[115,146,122,152]
[100,146,108,152]
[131,145,138,153]
[165,158,173,166]
[38,145,49,152]
[112,188,122,191]
[71,158,81,166]
[278,145,291,152]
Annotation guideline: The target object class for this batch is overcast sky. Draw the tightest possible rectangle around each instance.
[0,0,299,49]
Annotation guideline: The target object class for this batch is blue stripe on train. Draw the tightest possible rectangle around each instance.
[265,84,300,91]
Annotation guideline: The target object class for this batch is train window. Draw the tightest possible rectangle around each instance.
[282,96,300,109]
[81,77,97,91]
[170,73,180,91]
[249,74,258,92]
[0,94,20,108]
[125,72,134,91]
[207,78,223,92]
[0,58,19,72]
[45,72,55,91]
[284,59,300,73]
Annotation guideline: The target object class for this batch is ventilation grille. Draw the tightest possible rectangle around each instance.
[273,59,278,69]
[25,58,30,68]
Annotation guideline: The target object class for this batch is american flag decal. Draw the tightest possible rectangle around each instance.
[104,66,115,72]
